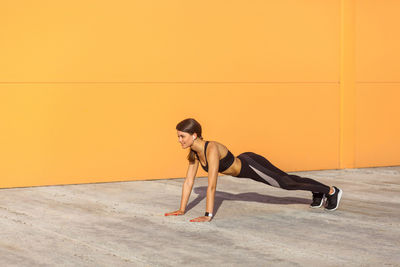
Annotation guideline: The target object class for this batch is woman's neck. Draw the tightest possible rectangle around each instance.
[190,139,206,153]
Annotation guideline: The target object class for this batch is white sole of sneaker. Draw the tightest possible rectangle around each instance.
[310,197,324,208]
[325,188,343,211]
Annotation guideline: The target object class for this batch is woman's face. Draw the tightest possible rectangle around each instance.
[177,130,195,149]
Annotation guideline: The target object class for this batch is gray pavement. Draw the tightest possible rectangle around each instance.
[1,167,400,267]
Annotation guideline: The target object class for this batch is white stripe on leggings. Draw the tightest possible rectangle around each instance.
[249,165,281,188]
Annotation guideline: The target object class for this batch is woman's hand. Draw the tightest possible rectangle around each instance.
[164,210,185,216]
[190,216,212,222]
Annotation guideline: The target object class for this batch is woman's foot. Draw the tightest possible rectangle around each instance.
[310,192,325,208]
[325,186,343,211]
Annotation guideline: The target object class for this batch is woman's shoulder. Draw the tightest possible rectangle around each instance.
[207,140,222,148]
[209,140,228,147]
[207,141,229,154]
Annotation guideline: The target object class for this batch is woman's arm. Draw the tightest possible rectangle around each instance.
[165,160,199,216]
[190,143,219,222]
[180,160,199,212]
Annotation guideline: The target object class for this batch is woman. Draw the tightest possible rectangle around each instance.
[165,118,343,222]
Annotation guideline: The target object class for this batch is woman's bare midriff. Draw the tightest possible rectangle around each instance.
[204,141,242,177]
[222,157,242,177]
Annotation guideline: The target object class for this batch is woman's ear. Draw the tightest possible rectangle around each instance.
[192,133,197,140]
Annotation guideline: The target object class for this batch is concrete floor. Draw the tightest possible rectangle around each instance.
[1,167,400,267]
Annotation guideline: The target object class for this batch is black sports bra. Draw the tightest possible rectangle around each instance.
[192,141,235,173]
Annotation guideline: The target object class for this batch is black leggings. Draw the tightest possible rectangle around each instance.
[236,152,330,194]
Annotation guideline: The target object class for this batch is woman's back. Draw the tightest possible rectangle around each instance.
[193,141,236,173]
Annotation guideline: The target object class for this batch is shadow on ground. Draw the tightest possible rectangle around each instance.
[186,186,310,215]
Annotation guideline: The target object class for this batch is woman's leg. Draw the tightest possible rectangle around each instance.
[236,152,330,195]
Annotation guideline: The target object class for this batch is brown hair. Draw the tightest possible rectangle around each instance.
[176,118,203,163]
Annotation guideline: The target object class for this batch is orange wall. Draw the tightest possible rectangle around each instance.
[0,85,339,188]
[0,1,398,188]
[354,0,400,167]
[0,1,339,82]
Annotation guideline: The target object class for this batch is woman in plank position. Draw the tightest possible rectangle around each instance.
[165,118,343,222]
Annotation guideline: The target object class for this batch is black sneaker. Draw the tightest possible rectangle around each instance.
[310,192,325,208]
[325,186,343,211]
